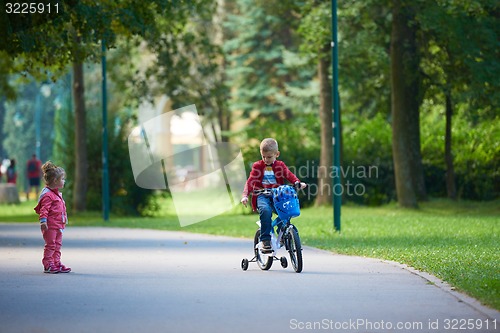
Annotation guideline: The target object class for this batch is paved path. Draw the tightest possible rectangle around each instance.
[0,223,498,333]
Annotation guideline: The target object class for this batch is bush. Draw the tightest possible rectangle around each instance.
[421,104,500,200]
[342,113,395,205]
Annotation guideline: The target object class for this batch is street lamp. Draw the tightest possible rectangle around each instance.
[331,0,341,232]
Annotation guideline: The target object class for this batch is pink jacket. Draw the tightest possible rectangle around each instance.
[34,187,68,230]
[242,160,300,211]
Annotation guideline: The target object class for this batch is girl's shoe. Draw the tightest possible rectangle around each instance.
[58,264,72,273]
[44,264,59,274]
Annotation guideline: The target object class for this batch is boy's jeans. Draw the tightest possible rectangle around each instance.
[41,228,63,268]
[257,194,281,242]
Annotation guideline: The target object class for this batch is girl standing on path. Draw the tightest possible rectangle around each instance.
[34,161,71,274]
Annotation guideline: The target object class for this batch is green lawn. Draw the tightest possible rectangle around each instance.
[1,198,498,310]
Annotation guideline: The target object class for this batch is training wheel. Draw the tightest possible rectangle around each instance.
[280,256,288,268]
[241,258,249,271]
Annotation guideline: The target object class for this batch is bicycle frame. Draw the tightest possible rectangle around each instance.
[255,217,290,255]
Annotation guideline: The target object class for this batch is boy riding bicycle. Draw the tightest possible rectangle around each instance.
[241,138,306,253]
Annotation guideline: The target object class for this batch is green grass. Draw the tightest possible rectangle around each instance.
[1,198,499,310]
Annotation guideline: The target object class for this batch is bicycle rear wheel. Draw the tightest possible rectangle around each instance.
[254,229,273,270]
[286,225,303,273]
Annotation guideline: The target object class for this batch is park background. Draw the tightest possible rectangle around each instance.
[0,0,498,310]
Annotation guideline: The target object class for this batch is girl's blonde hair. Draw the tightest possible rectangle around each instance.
[260,138,279,153]
[42,161,65,186]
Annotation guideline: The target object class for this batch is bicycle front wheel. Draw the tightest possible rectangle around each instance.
[254,229,273,270]
[286,225,303,273]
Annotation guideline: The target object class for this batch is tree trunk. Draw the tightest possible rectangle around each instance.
[72,61,88,211]
[315,44,333,206]
[445,92,457,200]
[390,0,426,208]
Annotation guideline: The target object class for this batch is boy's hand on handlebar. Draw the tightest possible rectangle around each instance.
[294,182,307,190]
[241,196,248,207]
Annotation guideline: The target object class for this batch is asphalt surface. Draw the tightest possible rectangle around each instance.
[0,223,498,333]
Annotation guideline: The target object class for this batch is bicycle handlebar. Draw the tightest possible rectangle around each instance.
[252,182,306,195]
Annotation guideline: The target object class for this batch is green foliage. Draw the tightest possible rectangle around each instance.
[51,76,74,168]
[337,0,392,117]
[297,1,331,55]
[342,113,394,205]
[418,0,500,114]
[224,0,300,116]
[0,0,207,100]
[2,79,59,192]
[416,0,499,199]
[277,50,319,114]
[2,0,499,211]
[223,0,499,204]
[225,0,326,205]
[421,101,500,200]
[51,76,75,209]
[51,63,159,216]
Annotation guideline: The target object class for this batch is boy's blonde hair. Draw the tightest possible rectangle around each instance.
[42,161,65,186]
[260,138,279,153]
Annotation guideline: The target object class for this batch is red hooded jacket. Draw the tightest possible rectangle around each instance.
[242,160,300,211]
[34,187,68,230]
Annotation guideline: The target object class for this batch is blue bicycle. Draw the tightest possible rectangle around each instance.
[241,185,303,273]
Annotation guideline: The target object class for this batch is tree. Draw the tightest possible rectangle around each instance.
[143,0,231,142]
[337,1,392,118]
[418,0,499,200]
[224,0,298,119]
[316,42,333,206]
[390,0,426,208]
[296,2,334,206]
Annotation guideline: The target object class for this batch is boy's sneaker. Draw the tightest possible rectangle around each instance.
[261,240,273,254]
[43,264,59,274]
[58,264,72,273]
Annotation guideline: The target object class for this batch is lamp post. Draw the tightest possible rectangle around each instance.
[331,0,341,232]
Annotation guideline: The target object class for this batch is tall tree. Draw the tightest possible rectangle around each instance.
[297,2,334,206]
[224,0,298,119]
[418,0,499,199]
[390,0,426,208]
[316,42,333,206]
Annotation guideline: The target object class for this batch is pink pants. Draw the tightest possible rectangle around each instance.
[41,229,63,268]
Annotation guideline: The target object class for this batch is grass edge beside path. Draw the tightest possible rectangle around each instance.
[1,198,499,310]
